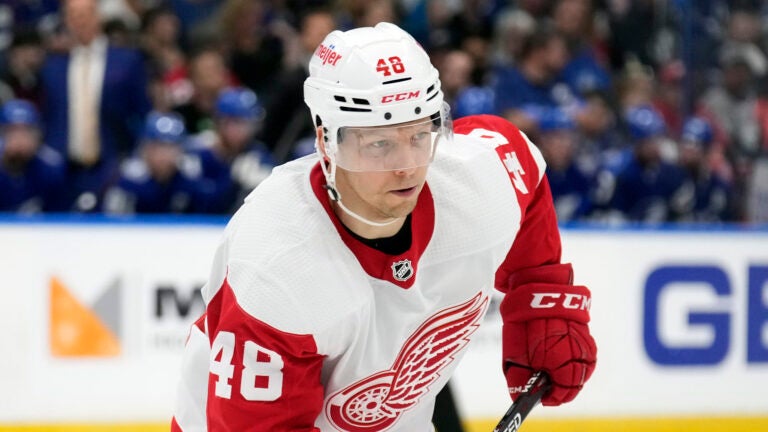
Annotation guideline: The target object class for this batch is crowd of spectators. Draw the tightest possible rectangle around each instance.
[1,0,767,223]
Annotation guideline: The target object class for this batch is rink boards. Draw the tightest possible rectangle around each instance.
[0,216,766,431]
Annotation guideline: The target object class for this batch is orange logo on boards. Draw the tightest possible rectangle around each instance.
[49,276,121,357]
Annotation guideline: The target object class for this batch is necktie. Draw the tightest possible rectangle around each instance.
[74,48,100,166]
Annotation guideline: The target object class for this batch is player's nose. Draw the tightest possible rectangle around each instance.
[390,142,422,174]
[391,155,419,176]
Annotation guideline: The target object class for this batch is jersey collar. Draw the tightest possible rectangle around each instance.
[310,163,434,289]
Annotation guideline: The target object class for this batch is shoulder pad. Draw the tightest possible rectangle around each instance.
[453,114,546,204]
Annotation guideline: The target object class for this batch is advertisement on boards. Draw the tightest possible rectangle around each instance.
[0,221,766,428]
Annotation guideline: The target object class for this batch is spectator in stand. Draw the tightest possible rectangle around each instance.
[700,44,763,219]
[605,0,660,69]
[536,107,594,222]
[174,47,232,136]
[440,27,496,118]
[0,99,67,213]
[652,60,686,139]
[551,0,614,141]
[615,60,655,118]
[701,43,763,158]
[140,6,191,111]
[438,50,475,108]
[678,116,733,222]
[1,28,46,108]
[552,0,611,97]
[218,0,285,105]
[598,105,692,223]
[448,4,494,85]
[103,111,213,214]
[399,0,455,53]
[488,8,535,68]
[491,24,577,134]
[40,0,152,212]
[261,8,336,162]
[576,89,621,174]
[185,87,275,214]
[725,7,766,52]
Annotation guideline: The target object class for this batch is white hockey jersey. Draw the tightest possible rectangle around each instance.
[172,115,563,431]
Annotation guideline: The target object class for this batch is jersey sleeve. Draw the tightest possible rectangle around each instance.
[172,275,325,431]
[453,115,563,291]
[172,315,209,431]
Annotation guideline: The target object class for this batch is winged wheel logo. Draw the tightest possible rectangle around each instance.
[326,293,488,431]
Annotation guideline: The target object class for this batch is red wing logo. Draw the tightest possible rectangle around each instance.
[326,293,488,431]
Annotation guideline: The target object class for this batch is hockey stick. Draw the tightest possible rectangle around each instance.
[492,371,551,432]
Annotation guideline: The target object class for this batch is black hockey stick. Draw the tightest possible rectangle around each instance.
[492,371,551,432]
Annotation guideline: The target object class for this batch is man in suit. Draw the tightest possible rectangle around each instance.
[41,0,151,211]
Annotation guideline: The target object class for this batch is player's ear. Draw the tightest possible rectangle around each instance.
[316,126,330,162]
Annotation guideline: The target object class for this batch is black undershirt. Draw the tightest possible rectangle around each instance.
[343,214,413,255]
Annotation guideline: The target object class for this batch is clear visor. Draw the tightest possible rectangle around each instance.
[334,106,452,172]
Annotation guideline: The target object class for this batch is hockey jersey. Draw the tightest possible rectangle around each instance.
[184,141,275,214]
[0,146,67,212]
[172,115,564,431]
[102,157,214,214]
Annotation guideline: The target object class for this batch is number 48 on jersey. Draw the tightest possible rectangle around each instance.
[210,331,285,401]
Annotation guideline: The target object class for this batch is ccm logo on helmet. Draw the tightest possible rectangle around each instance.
[315,43,343,66]
[381,91,420,103]
[530,293,591,311]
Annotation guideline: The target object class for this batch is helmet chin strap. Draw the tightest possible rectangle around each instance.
[333,194,401,227]
[319,154,401,228]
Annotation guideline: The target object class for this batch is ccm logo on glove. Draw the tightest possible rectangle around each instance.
[501,264,597,407]
[530,293,591,311]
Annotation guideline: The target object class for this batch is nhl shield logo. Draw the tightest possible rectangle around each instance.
[391,259,414,282]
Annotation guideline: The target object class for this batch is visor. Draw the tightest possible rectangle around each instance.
[333,104,453,172]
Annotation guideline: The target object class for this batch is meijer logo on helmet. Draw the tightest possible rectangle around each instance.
[315,43,343,66]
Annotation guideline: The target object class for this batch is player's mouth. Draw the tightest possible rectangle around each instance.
[390,186,418,197]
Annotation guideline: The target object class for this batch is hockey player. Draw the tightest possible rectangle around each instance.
[0,99,67,212]
[172,23,596,431]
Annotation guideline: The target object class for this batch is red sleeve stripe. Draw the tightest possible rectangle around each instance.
[193,313,206,333]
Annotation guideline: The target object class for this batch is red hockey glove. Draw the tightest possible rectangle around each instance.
[500,263,596,406]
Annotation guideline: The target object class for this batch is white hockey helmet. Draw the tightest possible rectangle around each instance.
[304,22,451,173]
